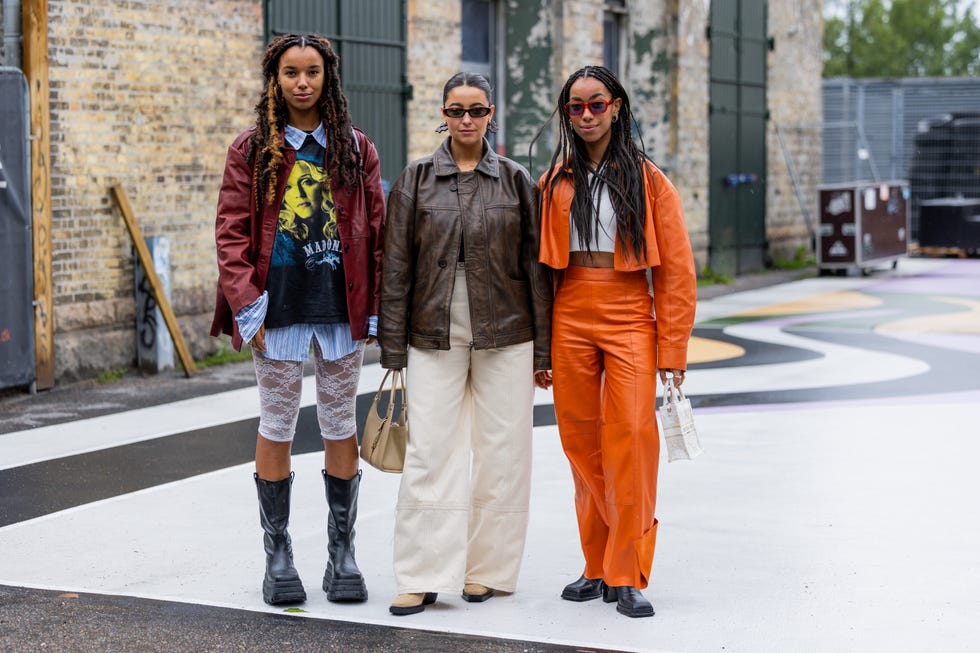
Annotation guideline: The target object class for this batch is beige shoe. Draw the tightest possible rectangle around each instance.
[461,583,494,603]
[389,592,437,616]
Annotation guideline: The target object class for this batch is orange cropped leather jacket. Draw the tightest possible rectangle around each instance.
[538,161,697,370]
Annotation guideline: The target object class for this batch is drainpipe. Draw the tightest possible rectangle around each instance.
[2,0,22,68]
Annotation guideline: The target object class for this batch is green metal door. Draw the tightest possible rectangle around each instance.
[266,0,409,185]
[708,0,768,276]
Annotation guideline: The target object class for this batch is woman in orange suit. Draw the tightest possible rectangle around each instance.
[531,66,696,618]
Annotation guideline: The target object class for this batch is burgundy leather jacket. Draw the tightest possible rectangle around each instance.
[210,126,385,350]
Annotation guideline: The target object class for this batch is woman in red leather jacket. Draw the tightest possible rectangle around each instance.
[210,34,385,606]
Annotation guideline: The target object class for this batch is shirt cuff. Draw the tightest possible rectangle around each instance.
[367,315,378,337]
[235,292,268,344]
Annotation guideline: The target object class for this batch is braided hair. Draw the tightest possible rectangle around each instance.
[249,34,359,209]
[532,65,651,263]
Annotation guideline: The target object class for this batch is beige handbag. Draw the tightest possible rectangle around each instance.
[360,368,408,473]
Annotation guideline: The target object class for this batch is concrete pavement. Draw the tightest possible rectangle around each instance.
[2,258,979,652]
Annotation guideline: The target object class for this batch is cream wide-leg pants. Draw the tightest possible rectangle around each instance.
[393,267,534,594]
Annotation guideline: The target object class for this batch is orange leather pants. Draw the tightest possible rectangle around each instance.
[552,266,660,589]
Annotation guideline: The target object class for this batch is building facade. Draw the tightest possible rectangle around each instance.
[0,0,822,385]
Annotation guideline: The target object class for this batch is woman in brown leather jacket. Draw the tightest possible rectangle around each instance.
[211,34,384,607]
[379,72,552,616]
[533,66,697,618]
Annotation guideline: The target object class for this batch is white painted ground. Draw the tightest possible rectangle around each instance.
[3,258,979,652]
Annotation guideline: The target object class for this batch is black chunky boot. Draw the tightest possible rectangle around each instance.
[562,575,606,601]
[603,584,655,618]
[255,472,307,605]
[322,470,368,602]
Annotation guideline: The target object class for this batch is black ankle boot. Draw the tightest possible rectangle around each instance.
[561,575,605,601]
[603,584,655,618]
[255,472,306,605]
[322,470,368,602]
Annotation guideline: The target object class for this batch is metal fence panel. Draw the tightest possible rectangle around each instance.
[823,77,980,182]
[823,77,980,238]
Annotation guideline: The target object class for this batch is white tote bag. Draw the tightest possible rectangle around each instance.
[658,379,704,462]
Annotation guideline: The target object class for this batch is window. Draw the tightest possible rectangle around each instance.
[603,0,627,77]
[461,0,503,151]
[462,0,493,70]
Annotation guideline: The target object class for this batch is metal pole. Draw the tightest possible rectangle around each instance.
[775,123,816,250]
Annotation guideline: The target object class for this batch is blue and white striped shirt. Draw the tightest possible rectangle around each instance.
[234,123,377,362]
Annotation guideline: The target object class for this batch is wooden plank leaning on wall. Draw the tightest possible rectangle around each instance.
[111,186,197,378]
[23,0,54,390]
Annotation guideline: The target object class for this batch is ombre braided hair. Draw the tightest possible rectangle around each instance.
[249,34,359,209]
[531,65,650,264]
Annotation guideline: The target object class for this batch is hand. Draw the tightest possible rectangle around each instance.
[659,368,685,388]
[534,369,553,390]
[250,324,266,353]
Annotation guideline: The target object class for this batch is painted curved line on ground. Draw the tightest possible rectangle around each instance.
[687,335,747,364]
[681,309,929,396]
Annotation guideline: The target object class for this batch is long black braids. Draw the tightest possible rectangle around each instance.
[530,65,651,264]
[249,34,360,209]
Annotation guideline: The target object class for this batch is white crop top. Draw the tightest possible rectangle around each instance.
[569,177,617,253]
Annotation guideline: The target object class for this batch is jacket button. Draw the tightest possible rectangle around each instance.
[438,260,447,268]
[344,244,350,253]
[348,282,354,290]
[450,183,457,192]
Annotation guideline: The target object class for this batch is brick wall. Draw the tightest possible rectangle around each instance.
[26,0,822,382]
[405,0,461,162]
[673,0,711,269]
[767,2,824,261]
[558,1,603,81]
[46,0,262,379]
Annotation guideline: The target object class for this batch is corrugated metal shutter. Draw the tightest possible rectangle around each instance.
[708,0,769,276]
[266,0,408,184]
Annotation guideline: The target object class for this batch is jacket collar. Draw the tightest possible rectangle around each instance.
[433,137,500,179]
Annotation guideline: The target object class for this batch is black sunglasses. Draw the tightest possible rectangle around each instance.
[442,106,492,119]
[564,99,615,117]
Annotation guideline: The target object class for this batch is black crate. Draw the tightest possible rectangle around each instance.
[918,198,980,249]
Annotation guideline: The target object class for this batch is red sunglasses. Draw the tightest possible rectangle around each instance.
[564,98,616,117]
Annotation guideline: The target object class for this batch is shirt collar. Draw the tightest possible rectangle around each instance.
[284,123,327,150]
[432,137,500,179]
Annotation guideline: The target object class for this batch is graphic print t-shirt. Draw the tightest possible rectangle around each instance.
[265,134,348,328]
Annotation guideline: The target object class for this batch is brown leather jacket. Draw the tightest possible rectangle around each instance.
[379,138,552,370]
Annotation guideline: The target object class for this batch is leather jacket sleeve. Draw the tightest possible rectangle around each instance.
[214,139,262,323]
[646,164,697,370]
[378,167,416,369]
[358,131,386,319]
[516,169,553,370]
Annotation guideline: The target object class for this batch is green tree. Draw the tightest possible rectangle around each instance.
[824,0,980,77]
